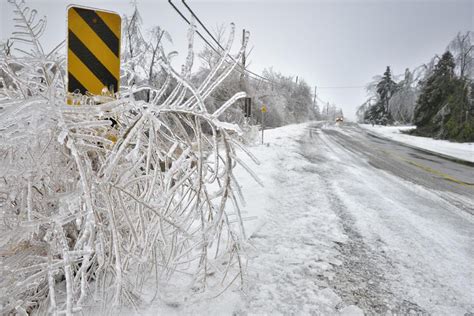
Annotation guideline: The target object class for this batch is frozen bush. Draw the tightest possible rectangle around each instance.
[0,1,259,314]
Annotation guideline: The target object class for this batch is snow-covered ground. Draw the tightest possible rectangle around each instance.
[360,124,474,163]
[141,122,473,315]
[139,123,363,315]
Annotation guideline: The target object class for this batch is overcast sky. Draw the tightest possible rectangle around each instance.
[1,0,472,119]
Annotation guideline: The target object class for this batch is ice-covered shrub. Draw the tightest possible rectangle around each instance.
[0,1,258,314]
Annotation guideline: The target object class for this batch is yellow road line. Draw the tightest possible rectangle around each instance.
[378,149,473,188]
[404,159,473,187]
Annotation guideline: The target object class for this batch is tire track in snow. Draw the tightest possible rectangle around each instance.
[302,128,428,315]
[241,129,357,315]
[319,174,427,315]
[310,124,473,315]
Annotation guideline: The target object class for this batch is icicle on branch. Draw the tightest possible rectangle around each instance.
[0,1,256,314]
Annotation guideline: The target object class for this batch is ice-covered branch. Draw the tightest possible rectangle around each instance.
[0,1,254,314]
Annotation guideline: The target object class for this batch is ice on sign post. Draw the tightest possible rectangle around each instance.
[67,6,121,100]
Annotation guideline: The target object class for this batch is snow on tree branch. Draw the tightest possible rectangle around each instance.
[0,2,256,314]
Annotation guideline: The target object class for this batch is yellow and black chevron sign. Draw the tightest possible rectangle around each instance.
[67,6,121,97]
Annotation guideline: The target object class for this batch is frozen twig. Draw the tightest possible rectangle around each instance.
[0,1,255,314]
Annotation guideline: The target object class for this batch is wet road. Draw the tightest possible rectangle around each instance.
[310,122,474,215]
[239,122,473,315]
[301,122,474,314]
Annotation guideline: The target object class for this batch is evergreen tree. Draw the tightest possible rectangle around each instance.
[412,50,474,141]
[413,51,456,130]
[364,66,397,124]
[364,100,389,124]
[360,32,473,141]
[376,66,397,112]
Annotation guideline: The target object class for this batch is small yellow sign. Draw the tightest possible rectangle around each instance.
[261,105,267,113]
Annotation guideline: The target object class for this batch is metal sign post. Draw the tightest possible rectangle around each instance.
[243,97,252,117]
[67,6,121,100]
[261,105,267,144]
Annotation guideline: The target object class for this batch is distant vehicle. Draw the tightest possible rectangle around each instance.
[335,117,344,123]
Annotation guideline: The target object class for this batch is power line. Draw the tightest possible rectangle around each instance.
[181,0,224,51]
[167,0,221,57]
[318,85,366,89]
[316,95,333,106]
[170,0,356,104]
[169,0,275,84]
[180,0,273,83]
[180,1,368,94]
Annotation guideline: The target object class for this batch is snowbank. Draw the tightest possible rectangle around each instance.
[139,122,364,315]
[234,123,312,237]
[360,124,474,163]
[138,121,473,314]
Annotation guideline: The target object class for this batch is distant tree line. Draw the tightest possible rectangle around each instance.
[115,13,322,130]
[0,5,332,130]
[195,34,322,128]
[357,31,473,142]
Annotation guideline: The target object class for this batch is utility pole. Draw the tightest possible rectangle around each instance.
[240,29,247,120]
[261,105,267,144]
[313,86,317,106]
[240,28,246,89]
[295,76,298,85]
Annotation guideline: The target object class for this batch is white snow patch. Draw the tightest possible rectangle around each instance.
[133,122,474,315]
[360,124,474,162]
[339,305,365,316]
[139,122,354,314]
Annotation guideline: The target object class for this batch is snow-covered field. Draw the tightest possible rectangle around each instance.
[142,122,473,315]
[360,124,474,163]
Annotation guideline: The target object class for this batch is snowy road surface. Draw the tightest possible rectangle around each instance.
[238,122,473,315]
[146,122,473,315]
[324,123,474,210]
[359,124,474,163]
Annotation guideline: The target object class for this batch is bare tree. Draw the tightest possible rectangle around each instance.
[388,68,418,123]
[448,31,473,79]
[198,24,227,70]
[1,39,13,56]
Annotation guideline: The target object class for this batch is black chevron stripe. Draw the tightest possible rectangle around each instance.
[73,7,119,57]
[68,30,118,93]
[68,72,87,94]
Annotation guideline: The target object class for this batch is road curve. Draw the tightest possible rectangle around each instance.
[305,122,474,315]
[313,122,474,214]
